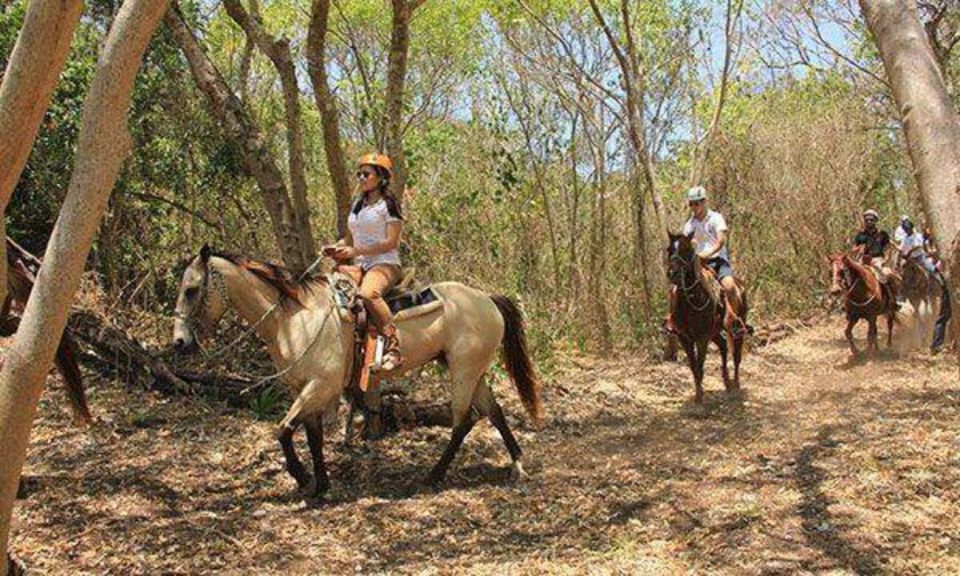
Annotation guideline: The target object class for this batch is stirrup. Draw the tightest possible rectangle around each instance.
[380,351,404,372]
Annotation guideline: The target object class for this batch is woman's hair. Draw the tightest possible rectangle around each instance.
[352,165,403,219]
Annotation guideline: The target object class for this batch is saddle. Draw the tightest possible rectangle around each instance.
[697,264,724,306]
[329,265,443,439]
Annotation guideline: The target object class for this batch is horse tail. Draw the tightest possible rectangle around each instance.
[55,329,92,425]
[490,295,542,425]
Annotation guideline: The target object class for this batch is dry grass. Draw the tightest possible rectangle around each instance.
[8,313,960,574]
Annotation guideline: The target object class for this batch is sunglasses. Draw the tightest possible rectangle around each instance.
[356,170,377,180]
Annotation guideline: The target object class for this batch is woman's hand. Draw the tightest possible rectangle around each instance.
[332,246,358,261]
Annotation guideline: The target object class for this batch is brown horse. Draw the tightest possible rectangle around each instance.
[830,252,896,357]
[173,246,542,497]
[667,232,748,403]
[4,238,90,424]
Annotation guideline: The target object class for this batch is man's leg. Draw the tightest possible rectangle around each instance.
[931,277,952,353]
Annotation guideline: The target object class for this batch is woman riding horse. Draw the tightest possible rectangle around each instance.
[326,153,405,373]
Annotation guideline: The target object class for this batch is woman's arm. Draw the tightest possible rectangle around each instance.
[334,222,402,260]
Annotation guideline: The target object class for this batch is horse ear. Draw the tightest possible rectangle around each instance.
[200,243,211,263]
[685,230,695,241]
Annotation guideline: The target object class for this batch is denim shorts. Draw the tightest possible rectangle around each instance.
[707,257,734,280]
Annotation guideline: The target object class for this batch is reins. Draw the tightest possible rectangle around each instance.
[182,255,336,389]
[840,264,879,308]
[671,252,715,313]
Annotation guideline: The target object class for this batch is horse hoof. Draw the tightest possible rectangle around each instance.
[509,461,530,483]
[298,474,317,494]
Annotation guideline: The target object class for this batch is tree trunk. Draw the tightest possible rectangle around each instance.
[307,0,353,239]
[0,0,170,570]
[165,4,311,274]
[0,0,83,308]
[689,0,742,185]
[382,0,425,205]
[222,0,317,268]
[859,0,960,338]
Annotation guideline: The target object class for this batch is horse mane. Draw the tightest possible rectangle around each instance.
[841,253,881,296]
[211,251,324,305]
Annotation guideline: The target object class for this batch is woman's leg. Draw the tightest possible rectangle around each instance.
[358,264,404,370]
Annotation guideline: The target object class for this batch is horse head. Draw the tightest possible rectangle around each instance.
[828,253,847,296]
[667,230,697,285]
[173,244,229,351]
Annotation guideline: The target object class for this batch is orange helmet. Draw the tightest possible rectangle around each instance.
[357,153,393,179]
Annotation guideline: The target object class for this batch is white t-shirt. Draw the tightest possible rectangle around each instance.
[347,198,402,270]
[894,225,908,244]
[900,231,926,259]
[682,210,729,261]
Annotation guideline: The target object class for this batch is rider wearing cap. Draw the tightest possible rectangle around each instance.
[897,216,944,285]
[853,208,900,304]
[666,186,744,332]
[327,153,405,373]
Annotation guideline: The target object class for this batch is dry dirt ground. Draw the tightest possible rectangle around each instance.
[8,314,960,575]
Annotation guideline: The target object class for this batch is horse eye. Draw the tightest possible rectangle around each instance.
[185,287,199,299]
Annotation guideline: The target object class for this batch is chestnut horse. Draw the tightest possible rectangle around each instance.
[830,252,897,356]
[173,245,542,497]
[667,232,748,403]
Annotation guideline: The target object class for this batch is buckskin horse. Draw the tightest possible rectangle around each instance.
[173,245,542,497]
[898,255,938,337]
[666,232,749,403]
[830,250,897,357]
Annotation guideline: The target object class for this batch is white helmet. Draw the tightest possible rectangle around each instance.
[686,186,707,202]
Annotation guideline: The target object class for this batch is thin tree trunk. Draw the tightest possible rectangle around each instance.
[587,0,666,323]
[307,0,353,238]
[689,0,742,185]
[859,0,960,343]
[165,4,310,273]
[0,0,170,569]
[223,0,317,271]
[0,0,83,308]
[382,0,426,205]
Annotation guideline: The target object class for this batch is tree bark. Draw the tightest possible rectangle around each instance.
[859,0,960,336]
[165,4,311,274]
[587,0,666,328]
[222,0,317,270]
[689,0,742,185]
[0,0,171,570]
[307,0,353,238]
[382,0,426,205]
[0,0,83,308]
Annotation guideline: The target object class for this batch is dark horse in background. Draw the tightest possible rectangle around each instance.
[830,250,897,358]
[3,238,90,424]
[667,232,749,403]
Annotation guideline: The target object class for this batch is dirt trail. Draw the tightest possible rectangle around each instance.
[9,315,960,575]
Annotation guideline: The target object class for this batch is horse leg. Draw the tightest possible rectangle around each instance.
[713,333,730,391]
[732,333,744,390]
[277,379,335,491]
[303,413,330,497]
[426,361,484,485]
[426,409,478,486]
[473,379,526,480]
[845,316,860,357]
[867,317,879,355]
[679,336,702,403]
[276,421,311,490]
[886,310,895,349]
[695,338,709,402]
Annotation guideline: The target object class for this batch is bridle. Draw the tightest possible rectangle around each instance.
[176,255,336,389]
[837,260,878,308]
[670,245,714,312]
